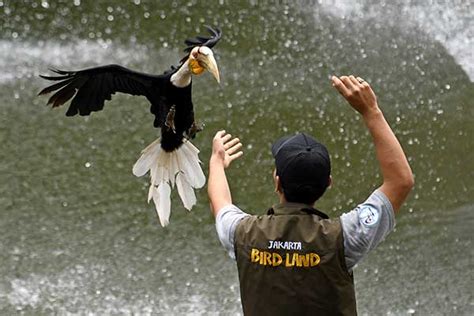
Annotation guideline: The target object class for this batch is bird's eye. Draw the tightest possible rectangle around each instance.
[191,48,200,58]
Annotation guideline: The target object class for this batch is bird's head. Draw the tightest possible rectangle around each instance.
[188,46,220,83]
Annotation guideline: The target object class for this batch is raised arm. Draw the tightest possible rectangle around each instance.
[208,130,243,217]
[331,75,414,212]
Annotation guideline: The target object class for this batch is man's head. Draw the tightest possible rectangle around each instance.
[272,133,331,205]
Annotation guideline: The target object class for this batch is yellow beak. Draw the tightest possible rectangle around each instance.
[197,53,220,84]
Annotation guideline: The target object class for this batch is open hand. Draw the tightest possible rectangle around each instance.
[211,130,243,168]
[331,75,379,116]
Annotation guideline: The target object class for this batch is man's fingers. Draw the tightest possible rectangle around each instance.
[361,80,373,92]
[224,137,240,150]
[331,76,350,97]
[349,75,362,87]
[340,76,355,90]
[214,130,226,140]
[355,77,375,93]
[222,133,232,143]
[227,142,243,155]
[229,151,243,161]
[356,76,373,91]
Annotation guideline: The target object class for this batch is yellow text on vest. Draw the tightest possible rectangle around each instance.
[250,248,320,267]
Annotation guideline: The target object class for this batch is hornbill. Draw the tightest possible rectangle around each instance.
[38,26,221,226]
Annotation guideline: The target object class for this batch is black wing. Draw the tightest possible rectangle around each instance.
[38,64,161,116]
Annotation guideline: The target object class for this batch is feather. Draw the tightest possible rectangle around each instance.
[90,75,106,111]
[133,138,162,177]
[168,151,178,187]
[37,77,74,95]
[184,38,203,46]
[181,26,222,62]
[153,182,171,227]
[176,172,196,210]
[132,142,161,177]
[141,137,162,153]
[39,64,158,117]
[50,67,73,75]
[175,150,197,188]
[150,160,161,186]
[133,137,206,225]
[184,139,201,155]
[50,86,77,108]
[39,74,72,81]
[183,26,222,53]
[178,142,205,188]
[158,151,170,184]
[147,184,154,203]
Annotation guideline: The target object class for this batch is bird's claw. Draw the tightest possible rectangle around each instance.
[187,121,204,139]
[165,105,176,134]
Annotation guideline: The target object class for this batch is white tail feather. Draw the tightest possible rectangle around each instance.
[177,141,206,188]
[155,182,171,226]
[148,183,156,203]
[133,137,205,226]
[176,172,196,210]
[182,140,200,154]
[132,139,161,177]
[168,151,177,187]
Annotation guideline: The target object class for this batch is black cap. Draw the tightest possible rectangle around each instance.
[272,133,331,203]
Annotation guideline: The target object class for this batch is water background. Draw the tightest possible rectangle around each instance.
[1,1,473,315]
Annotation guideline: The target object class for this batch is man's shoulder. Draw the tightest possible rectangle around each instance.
[234,213,259,230]
[235,212,342,235]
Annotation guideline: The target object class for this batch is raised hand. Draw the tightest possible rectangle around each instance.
[211,130,243,169]
[331,75,379,117]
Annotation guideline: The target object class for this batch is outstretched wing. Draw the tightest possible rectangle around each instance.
[38,64,161,116]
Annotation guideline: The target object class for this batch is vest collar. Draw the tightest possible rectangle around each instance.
[267,202,329,219]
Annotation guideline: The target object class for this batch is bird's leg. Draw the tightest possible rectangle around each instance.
[165,105,176,134]
[187,121,204,139]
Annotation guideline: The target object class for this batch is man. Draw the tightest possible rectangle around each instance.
[208,75,414,315]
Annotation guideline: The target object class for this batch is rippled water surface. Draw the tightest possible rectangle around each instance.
[1,1,473,315]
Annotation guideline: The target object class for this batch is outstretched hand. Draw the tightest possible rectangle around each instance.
[331,75,379,116]
[208,130,243,216]
[211,130,243,168]
[332,75,414,212]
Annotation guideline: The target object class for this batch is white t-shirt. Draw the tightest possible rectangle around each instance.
[215,189,395,271]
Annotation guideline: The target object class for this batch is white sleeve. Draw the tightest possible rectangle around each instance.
[340,190,396,271]
[215,204,250,259]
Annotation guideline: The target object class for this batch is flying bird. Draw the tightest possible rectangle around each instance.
[38,26,222,226]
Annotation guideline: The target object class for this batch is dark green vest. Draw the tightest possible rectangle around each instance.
[234,203,357,316]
